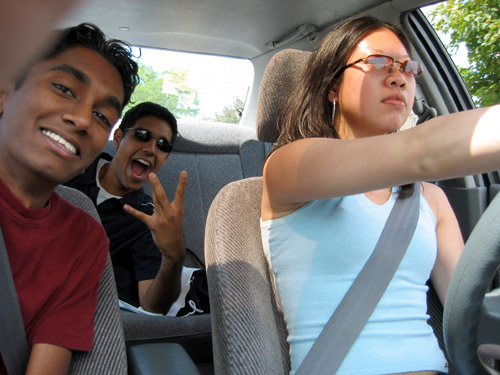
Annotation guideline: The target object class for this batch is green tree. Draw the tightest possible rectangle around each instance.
[163,69,200,118]
[213,97,245,124]
[124,64,200,118]
[429,0,500,107]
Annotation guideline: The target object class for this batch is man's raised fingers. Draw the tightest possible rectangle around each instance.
[148,173,170,209]
[174,171,188,204]
[123,203,151,225]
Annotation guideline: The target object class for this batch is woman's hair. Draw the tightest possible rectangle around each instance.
[274,16,414,197]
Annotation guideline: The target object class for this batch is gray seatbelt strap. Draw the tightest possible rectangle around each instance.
[0,226,29,375]
[296,182,421,375]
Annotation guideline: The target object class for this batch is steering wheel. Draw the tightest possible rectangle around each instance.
[444,191,500,374]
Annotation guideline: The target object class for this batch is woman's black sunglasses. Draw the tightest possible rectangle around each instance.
[123,127,173,153]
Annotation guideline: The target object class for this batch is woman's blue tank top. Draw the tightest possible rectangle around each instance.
[260,190,448,375]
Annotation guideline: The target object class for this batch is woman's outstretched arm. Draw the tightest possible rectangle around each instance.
[263,105,500,219]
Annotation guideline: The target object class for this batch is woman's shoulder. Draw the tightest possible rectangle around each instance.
[421,182,451,220]
[421,181,447,200]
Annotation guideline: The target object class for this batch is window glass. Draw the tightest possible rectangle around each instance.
[124,47,253,124]
[421,1,500,107]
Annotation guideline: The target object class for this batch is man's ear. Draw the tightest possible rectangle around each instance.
[113,128,123,149]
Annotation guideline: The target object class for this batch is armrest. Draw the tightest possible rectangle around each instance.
[127,342,201,375]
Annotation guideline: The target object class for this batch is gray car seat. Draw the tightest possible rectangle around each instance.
[205,176,289,375]
[205,49,455,374]
[55,185,128,375]
[204,49,309,375]
[55,185,200,375]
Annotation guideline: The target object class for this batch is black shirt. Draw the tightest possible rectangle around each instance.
[65,153,161,306]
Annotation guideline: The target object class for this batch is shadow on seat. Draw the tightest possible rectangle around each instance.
[205,177,290,374]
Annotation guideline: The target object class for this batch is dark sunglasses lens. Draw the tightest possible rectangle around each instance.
[157,138,172,153]
[134,129,152,142]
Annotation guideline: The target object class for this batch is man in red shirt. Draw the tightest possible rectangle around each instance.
[0,23,139,374]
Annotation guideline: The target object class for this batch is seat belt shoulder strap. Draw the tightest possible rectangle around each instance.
[296,183,421,375]
[0,226,29,374]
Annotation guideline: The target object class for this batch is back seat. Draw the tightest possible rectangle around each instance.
[104,119,267,365]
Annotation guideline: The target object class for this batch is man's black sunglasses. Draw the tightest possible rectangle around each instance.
[123,127,173,153]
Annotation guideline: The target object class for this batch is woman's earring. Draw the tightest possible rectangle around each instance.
[332,101,336,124]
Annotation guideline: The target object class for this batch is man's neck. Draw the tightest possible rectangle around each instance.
[98,161,129,198]
[0,169,54,209]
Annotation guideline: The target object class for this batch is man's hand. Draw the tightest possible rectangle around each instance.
[124,171,187,260]
[123,171,188,313]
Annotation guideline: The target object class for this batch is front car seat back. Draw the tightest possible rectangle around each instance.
[205,177,290,374]
[256,49,311,143]
[56,185,128,375]
[205,49,311,375]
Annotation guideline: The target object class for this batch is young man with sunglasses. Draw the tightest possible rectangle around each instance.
[65,102,204,315]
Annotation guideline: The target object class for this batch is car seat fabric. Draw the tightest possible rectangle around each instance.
[205,48,311,375]
[57,187,202,375]
[256,49,310,143]
[55,185,127,375]
[203,49,310,375]
[152,120,266,267]
[205,177,290,375]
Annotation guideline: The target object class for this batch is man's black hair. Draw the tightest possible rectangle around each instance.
[119,102,178,145]
[17,23,139,110]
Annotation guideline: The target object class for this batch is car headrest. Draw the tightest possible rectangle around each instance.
[256,49,311,143]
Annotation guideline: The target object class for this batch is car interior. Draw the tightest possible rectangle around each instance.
[5,0,498,374]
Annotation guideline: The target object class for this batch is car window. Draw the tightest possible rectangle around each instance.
[421,1,499,108]
[123,46,253,125]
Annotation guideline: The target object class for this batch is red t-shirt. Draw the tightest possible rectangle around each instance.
[0,178,109,372]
